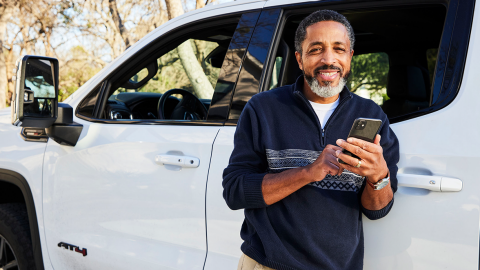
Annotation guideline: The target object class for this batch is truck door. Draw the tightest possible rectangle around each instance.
[42,8,262,270]
[361,1,479,268]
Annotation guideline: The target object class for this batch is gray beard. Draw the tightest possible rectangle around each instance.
[305,76,346,98]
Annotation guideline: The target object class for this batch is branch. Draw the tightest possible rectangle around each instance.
[108,0,131,47]
[350,82,368,93]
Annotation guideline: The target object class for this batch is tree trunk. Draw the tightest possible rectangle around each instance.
[44,30,52,57]
[164,0,214,99]
[0,5,14,109]
[108,0,131,48]
[21,26,32,55]
[196,0,205,10]
[164,0,184,19]
[5,45,15,106]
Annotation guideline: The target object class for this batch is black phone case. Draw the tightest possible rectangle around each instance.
[338,118,382,164]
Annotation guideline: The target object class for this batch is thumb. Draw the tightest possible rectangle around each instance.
[374,134,381,145]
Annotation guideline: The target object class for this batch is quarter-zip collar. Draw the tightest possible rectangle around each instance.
[292,76,353,147]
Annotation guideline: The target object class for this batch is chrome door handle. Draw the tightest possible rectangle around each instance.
[397,173,462,192]
[155,155,200,168]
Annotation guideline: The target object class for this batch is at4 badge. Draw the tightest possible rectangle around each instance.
[58,242,87,256]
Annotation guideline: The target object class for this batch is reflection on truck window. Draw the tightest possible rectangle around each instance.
[426,48,438,86]
[25,76,55,98]
[24,59,55,98]
[24,98,53,118]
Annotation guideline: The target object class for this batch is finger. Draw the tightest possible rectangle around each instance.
[325,144,343,151]
[327,161,342,176]
[374,134,381,145]
[336,139,367,158]
[324,147,343,157]
[345,137,381,154]
[327,145,343,152]
[336,160,360,175]
[335,150,362,168]
[330,161,344,176]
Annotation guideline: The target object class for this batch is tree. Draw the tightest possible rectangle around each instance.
[0,0,218,107]
[0,0,16,109]
[1,0,76,107]
[108,0,131,48]
[164,0,214,99]
[347,52,389,93]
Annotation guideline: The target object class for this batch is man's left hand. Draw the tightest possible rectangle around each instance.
[335,135,389,183]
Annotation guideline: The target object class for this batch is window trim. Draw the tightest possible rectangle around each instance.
[227,9,283,121]
[75,11,257,125]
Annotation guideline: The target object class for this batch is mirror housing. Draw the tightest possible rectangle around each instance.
[46,103,83,146]
[11,55,59,128]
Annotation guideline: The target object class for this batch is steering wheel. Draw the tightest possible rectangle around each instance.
[157,89,208,120]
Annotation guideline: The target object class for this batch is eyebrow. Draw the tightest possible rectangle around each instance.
[307,41,347,48]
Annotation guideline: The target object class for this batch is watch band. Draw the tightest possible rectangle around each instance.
[366,172,390,191]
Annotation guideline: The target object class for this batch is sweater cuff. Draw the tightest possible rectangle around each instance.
[243,173,268,208]
[362,197,394,220]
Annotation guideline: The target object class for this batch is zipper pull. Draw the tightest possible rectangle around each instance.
[321,129,325,146]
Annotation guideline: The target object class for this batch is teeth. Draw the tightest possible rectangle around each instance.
[320,72,337,76]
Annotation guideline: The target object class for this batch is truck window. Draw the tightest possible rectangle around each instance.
[77,16,245,122]
[264,4,447,121]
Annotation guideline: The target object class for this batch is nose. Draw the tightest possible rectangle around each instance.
[321,47,336,66]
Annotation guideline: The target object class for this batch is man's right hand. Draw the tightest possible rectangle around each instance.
[306,144,343,182]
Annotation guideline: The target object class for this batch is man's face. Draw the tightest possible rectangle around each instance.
[295,21,354,89]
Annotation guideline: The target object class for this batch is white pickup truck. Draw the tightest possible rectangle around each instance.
[0,0,477,269]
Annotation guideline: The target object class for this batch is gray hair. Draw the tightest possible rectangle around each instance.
[294,10,355,54]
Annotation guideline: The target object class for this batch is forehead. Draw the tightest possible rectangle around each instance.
[304,21,350,45]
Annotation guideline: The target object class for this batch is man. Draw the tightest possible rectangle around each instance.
[223,10,399,270]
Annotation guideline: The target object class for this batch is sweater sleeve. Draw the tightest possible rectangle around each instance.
[360,114,400,220]
[222,101,268,210]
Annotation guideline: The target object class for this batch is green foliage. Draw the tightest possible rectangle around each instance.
[347,52,389,105]
[426,48,438,85]
[58,45,102,102]
[347,52,389,92]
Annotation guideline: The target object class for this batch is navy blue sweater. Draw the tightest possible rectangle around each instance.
[222,77,399,270]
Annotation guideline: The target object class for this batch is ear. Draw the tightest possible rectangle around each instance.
[295,51,303,71]
[350,49,354,58]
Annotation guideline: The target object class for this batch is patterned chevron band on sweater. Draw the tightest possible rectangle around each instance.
[266,148,364,192]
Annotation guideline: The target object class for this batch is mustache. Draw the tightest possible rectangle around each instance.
[314,65,343,74]
[303,65,351,83]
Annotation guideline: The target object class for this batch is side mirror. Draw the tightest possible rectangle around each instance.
[11,55,59,128]
[11,55,83,147]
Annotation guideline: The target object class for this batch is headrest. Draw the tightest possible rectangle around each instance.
[387,65,427,101]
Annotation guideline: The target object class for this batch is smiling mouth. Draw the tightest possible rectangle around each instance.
[317,70,340,81]
[319,71,339,78]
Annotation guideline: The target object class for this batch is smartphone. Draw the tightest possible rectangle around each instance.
[338,118,382,164]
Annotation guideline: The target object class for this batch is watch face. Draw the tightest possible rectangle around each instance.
[374,178,389,190]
